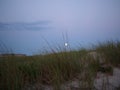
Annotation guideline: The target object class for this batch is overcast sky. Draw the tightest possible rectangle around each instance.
[0,0,120,55]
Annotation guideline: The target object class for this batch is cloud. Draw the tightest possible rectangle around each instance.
[0,21,52,31]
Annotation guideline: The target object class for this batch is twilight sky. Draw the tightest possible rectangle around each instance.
[0,0,120,55]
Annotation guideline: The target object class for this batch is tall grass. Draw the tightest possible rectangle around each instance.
[96,40,120,66]
[0,40,120,90]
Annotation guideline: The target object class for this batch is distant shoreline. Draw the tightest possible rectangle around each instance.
[0,53,26,57]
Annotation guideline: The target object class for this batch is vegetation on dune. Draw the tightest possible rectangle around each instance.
[96,40,120,66]
[0,40,120,90]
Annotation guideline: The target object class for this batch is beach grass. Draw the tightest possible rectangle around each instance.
[0,40,120,90]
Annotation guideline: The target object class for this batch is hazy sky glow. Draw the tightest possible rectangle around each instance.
[0,0,120,55]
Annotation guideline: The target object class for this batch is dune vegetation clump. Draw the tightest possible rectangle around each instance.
[0,40,120,90]
[96,40,120,66]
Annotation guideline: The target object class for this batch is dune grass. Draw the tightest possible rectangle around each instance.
[0,40,120,90]
[96,40,120,66]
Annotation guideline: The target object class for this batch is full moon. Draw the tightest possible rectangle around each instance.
[64,43,68,47]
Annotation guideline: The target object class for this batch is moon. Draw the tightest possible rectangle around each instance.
[64,43,68,47]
